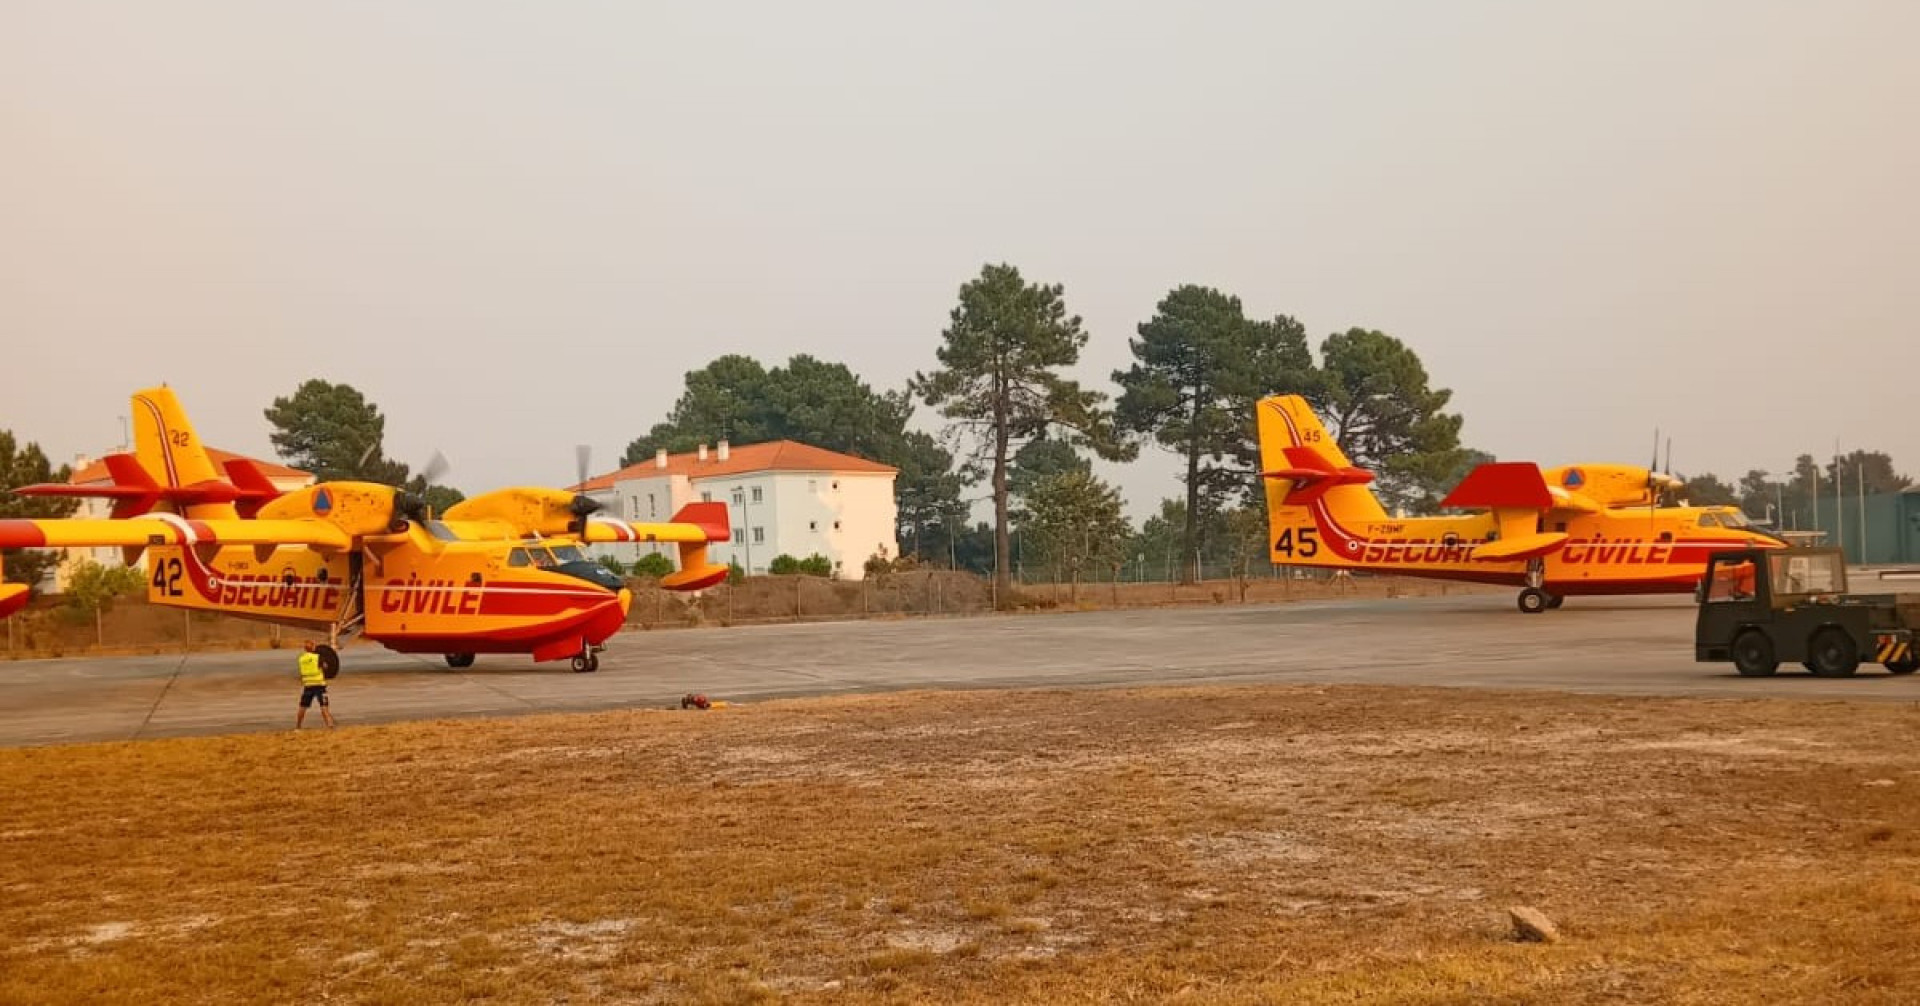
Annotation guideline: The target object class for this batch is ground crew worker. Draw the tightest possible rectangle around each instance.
[296,640,335,729]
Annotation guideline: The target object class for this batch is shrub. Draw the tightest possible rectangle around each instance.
[630,552,675,578]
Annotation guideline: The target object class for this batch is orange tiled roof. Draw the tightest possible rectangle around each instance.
[575,440,895,491]
[70,448,310,485]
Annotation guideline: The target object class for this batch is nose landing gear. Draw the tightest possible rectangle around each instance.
[571,644,602,673]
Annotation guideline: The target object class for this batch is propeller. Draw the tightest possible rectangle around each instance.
[567,444,603,533]
[392,449,450,526]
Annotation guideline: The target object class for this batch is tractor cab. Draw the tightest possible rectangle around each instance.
[1695,546,1916,677]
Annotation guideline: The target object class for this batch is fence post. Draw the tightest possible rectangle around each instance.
[96,608,104,649]
[862,577,869,617]
[795,576,803,620]
[183,610,192,649]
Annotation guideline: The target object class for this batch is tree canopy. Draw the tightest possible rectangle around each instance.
[913,263,1134,600]
[0,431,79,592]
[264,380,462,507]
[1311,328,1469,514]
[1115,285,1313,579]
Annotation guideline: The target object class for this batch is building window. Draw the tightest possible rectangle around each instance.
[732,528,744,545]
[753,527,765,544]
[832,480,840,491]
[648,493,657,517]
[808,479,817,491]
[731,488,744,506]
[629,495,639,519]
[701,491,712,503]
[833,520,841,531]
[751,486,763,503]
[809,521,817,532]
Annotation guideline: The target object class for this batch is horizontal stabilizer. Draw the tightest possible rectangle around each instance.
[1471,532,1569,562]
[661,563,730,591]
[13,451,283,519]
[1262,446,1375,504]
[1442,462,1554,511]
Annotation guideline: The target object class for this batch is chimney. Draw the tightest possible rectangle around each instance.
[655,448,668,469]
[698,444,708,462]
[717,440,730,461]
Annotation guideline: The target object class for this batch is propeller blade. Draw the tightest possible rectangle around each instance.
[418,449,450,488]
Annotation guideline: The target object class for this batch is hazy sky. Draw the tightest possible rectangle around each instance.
[4,2,1916,519]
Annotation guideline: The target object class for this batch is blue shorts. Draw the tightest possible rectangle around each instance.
[300,685,329,708]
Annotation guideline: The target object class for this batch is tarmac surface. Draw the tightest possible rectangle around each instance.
[4,593,1917,747]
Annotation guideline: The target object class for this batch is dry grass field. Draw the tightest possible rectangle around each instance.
[3,685,1918,1004]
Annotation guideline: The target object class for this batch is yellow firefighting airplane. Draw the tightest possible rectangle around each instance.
[1256,395,1784,613]
[0,387,730,671]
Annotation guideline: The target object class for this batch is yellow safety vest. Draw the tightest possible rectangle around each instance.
[298,652,325,687]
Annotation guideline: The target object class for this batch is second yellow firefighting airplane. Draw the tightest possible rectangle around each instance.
[1256,395,1784,612]
[0,387,729,671]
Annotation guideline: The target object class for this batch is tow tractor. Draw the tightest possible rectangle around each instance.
[1695,546,1919,677]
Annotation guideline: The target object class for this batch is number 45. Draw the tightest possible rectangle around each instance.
[1274,527,1320,558]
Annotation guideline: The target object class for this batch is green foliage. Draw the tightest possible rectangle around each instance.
[409,478,466,517]
[1123,498,1230,579]
[265,379,464,507]
[620,354,963,551]
[596,555,626,576]
[913,263,1135,596]
[769,554,833,577]
[1678,474,1739,507]
[0,431,78,593]
[264,380,410,484]
[1311,329,1469,515]
[630,552,676,579]
[728,561,747,583]
[62,559,145,616]
[1018,471,1130,587]
[1115,285,1314,578]
[1825,450,1911,496]
[1009,437,1090,509]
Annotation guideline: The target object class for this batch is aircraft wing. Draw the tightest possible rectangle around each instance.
[0,515,351,552]
[580,503,731,546]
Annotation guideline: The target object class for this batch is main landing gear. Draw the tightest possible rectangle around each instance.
[444,653,476,669]
[571,645,602,673]
[1516,559,1563,614]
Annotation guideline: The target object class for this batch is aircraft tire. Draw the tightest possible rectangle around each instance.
[1545,594,1565,609]
[1517,588,1550,614]
[1886,656,1918,675]
[1731,630,1778,677]
[317,644,341,680]
[571,654,593,673]
[444,653,475,669]
[585,653,600,672]
[1806,628,1860,678]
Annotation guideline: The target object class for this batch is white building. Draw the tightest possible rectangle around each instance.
[575,440,898,579]
[50,448,312,592]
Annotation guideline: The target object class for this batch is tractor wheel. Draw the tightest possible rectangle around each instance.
[444,653,475,669]
[1806,628,1860,678]
[1545,594,1565,609]
[1731,630,1778,677]
[1884,655,1918,676]
[1517,588,1549,614]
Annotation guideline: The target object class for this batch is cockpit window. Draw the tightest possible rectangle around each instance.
[1698,514,1721,528]
[1717,510,1749,528]
[508,547,559,569]
[551,545,586,564]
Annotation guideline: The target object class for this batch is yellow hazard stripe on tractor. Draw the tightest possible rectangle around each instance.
[1873,637,1912,664]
